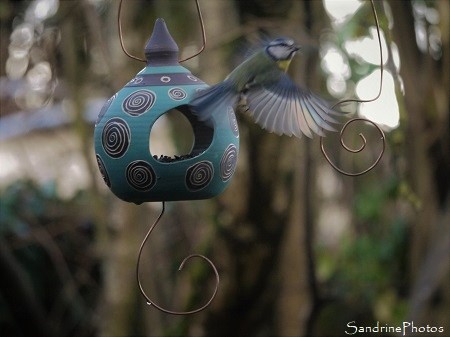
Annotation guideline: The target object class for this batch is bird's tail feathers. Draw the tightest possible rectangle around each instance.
[189,80,238,122]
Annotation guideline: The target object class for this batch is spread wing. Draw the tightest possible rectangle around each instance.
[245,74,341,138]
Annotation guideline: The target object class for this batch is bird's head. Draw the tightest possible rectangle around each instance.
[266,37,300,61]
[265,37,300,72]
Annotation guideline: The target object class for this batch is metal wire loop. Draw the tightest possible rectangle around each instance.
[179,0,206,63]
[118,0,206,63]
[321,118,385,177]
[320,0,386,176]
[136,202,220,315]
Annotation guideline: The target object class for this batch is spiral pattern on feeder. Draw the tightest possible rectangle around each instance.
[96,155,111,187]
[102,118,130,158]
[186,161,214,191]
[96,94,116,126]
[168,87,187,101]
[122,90,156,116]
[228,107,239,138]
[220,144,238,181]
[126,160,157,191]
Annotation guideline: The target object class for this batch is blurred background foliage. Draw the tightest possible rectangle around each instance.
[0,0,449,336]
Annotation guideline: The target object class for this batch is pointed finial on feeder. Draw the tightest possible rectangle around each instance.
[145,18,179,66]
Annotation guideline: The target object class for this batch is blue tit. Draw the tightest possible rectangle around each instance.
[189,37,342,138]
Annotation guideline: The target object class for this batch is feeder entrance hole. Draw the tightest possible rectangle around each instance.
[149,105,214,163]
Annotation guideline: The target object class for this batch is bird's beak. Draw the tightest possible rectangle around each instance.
[292,45,300,52]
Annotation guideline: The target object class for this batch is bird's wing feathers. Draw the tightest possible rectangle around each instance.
[190,59,341,139]
[246,74,340,138]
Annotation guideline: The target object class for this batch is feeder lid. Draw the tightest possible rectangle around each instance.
[145,18,179,66]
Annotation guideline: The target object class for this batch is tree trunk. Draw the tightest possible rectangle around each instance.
[388,0,450,329]
[201,1,315,336]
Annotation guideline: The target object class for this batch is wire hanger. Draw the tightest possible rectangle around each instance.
[117,0,206,63]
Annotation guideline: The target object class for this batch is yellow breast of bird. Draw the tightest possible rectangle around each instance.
[276,59,292,72]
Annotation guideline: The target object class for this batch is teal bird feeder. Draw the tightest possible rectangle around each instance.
[94,19,239,204]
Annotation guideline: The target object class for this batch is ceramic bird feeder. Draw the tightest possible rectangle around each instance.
[94,19,239,204]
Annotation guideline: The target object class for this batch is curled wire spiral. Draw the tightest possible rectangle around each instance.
[320,0,386,176]
[321,118,385,176]
[136,202,220,315]
[118,0,206,63]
